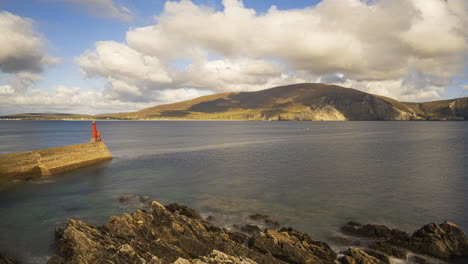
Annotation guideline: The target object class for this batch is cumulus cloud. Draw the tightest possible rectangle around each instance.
[0,85,213,115]
[58,0,133,22]
[76,0,467,104]
[0,11,59,96]
[0,11,58,76]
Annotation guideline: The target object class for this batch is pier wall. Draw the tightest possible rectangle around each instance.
[0,142,112,184]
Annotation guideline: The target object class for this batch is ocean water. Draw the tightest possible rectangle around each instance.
[0,120,467,263]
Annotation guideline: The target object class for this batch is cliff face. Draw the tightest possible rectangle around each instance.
[0,142,112,184]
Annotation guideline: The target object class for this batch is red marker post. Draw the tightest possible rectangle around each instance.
[90,120,102,142]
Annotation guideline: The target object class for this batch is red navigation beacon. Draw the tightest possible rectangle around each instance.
[90,120,102,142]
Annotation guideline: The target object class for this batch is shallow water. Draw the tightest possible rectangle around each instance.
[0,120,467,263]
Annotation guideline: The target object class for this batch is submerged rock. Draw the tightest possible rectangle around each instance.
[0,250,18,264]
[248,214,269,221]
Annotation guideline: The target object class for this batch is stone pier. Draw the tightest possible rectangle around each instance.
[0,142,112,184]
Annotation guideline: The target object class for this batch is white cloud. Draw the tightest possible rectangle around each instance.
[0,11,58,76]
[58,0,133,22]
[0,11,59,95]
[76,0,467,104]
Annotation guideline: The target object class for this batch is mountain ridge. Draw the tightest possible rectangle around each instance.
[2,83,468,121]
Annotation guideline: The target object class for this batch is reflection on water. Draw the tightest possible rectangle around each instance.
[0,120,467,263]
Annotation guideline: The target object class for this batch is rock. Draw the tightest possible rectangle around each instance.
[48,201,287,264]
[341,221,468,260]
[248,214,280,227]
[249,227,336,264]
[410,255,440,264]
[408,221,468,259]
[249,214,269,221]
[118,195,132,203]
[175,249,258,264]
[228,232,249,244]
[368,241,407,259]
[240,225,262,236]
[139,195,152,205]
[264,219,280,227]
[0,250,18,264]
[363,250,390,264]
[341,221,409,241]
[340,247,386,264]
[165,203,202,220]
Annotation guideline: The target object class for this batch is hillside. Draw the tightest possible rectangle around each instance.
[2,83,468,121]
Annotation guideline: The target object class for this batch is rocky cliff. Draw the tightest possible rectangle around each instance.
[0,142,112,184]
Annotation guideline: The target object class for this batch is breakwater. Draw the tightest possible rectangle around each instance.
[0,142,112,184]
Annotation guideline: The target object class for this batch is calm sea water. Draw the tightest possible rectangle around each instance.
[0,120,467,263]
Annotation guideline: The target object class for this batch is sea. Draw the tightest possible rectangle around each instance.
[0,120,467,263]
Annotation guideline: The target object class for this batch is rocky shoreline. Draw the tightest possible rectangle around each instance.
[2,200,468,264]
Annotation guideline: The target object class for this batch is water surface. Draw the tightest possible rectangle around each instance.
[0,120,467,263]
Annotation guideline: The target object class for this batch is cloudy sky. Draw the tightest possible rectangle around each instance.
[0,0,467,115]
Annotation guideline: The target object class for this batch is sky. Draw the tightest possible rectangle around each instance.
[0,0,467,115]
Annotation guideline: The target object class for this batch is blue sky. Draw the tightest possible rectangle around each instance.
[0,0,467,115]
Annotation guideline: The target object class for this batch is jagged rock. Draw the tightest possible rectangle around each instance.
[249,214,269,221]
[174,250,258,264]
[340,247,386,264]
[368,241,407,259]
[0,250,18,264]
[341,221,409,241]
[165,203,202,220]
[48,201,306,264]
[363,250,390,264]
[264,219,280,227]
[408,221,468,259]
[249,227,336,264]
[240,225,262,236]
[341,221,468,260]
[228,232,249,244]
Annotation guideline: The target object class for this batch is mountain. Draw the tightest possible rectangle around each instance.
[2,83,468,121]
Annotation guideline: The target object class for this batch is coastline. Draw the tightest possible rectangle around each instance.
[23,199,468,264]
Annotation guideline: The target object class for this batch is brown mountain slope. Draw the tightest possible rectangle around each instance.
[96,83,425,121]
[3,83,467,121]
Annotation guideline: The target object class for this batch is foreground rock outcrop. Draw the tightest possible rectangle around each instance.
[48,201,335,264]
[48,201,468,264]
[341,221,468,261]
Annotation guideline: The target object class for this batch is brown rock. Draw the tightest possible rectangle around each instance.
[240,225,262,236]
[48,201,287,264]
[165,203,202,220]
[409,221,468,259]
[340,247,386,264]
[249,228,336,264]
[341,221,409,241]
[0,250,18,264]
[368,241,407,259]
